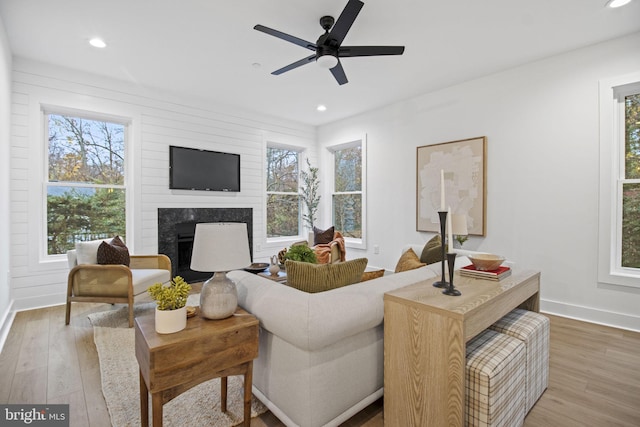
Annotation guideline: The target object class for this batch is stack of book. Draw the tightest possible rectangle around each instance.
[459,264,512,281]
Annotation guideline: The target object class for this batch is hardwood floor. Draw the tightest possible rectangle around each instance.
[1,303,639,426]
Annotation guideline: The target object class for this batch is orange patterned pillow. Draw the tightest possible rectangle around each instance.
[394,248,426,273]
[361,269,385,282]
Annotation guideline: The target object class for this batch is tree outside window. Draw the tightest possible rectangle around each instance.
[266,147,300,238]
[46,113,126,255]
[333,144,362,239]
[622,93,640,268]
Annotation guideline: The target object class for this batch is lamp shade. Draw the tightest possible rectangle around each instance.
[190,222,251,272]
[451,214,468,236]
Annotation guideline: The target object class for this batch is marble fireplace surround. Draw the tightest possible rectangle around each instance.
[157,207,253,280]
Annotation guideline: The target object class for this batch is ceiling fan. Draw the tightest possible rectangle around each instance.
[254,0,405,85]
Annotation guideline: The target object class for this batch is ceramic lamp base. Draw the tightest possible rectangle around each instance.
[200,271,238,320]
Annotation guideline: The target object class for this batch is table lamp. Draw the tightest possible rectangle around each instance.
[452,214,468,247]
[190,222,251,319]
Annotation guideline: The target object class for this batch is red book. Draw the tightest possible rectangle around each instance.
[460,265,512,280]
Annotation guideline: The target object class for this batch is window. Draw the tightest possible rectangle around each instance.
[266,146,300,238]
[46,113,127,255]
[620,91,640,268]
[330,138,366,247]
[598,74,640,287]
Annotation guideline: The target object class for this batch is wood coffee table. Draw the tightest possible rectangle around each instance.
[135,308,259,427]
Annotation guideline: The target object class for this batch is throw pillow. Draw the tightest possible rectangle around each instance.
[420,234,443,265]
[394,248,426,273]
[75,238,110,265]
[285,258,368,293]
[361,269,385,282]
[97,236,130,266]
[313,226,335,245]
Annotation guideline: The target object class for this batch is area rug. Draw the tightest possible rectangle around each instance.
[88,295,267,427]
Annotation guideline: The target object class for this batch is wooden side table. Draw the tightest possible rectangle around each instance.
[135,308,259,427]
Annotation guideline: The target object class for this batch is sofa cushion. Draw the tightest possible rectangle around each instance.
[420,234,442,265]
[313,226,335,245]
[97,236,130,266]
[361,269,385,282]
[394,248,426,273]
[286,258,368,293]
[230,266,438,352]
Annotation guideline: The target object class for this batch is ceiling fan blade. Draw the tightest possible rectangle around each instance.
[338,46,405,57]
[254,25,316,51]
[329,0,364,45]
[330,61,348,85]
[272,54,317,75]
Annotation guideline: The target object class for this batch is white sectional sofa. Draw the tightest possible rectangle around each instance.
[228,247,477,427]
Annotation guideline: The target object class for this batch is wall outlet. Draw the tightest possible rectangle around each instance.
[374,245,379,254]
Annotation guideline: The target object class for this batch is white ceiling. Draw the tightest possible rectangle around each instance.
[1,0,639,126]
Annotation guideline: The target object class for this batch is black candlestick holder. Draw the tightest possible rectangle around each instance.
[442,252,461,296]
[432,210,449,288]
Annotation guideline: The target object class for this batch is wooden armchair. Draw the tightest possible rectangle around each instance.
[66,250,171,327]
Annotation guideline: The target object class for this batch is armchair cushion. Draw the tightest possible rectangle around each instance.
[97,236,130,266]
[131,269,171,295]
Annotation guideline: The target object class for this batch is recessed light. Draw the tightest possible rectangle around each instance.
[89,38,107,48]
[606,0,632,8]
[316,105,327,112]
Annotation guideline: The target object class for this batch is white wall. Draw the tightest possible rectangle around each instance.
[7,58,315,315]
[0,15,13,347]
[318,32,640,331]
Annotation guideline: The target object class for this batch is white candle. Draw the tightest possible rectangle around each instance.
[447,206,453,253]
[440,169,445,211]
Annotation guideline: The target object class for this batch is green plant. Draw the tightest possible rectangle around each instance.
[283,244,318,263]
[300,158,321,229]
[148,276,192,311]
[455,235,468,247]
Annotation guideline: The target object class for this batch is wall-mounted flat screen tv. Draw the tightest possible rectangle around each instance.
[169,145,240,192]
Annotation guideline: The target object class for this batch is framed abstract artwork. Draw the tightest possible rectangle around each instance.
[416,136,487,235]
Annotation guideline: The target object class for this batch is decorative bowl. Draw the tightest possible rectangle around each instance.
[244,262,269,273]
[467,254,505,271]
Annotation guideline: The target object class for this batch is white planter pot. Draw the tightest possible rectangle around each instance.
[155,306,187,334]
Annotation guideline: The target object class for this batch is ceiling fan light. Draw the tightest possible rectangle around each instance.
[317,54,338,69]
[606,0,632,7]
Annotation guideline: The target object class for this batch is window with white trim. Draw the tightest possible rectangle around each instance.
[329,138,366,248]
[598,75,640,287]
[45,112,127,255]
[266,146,301,238]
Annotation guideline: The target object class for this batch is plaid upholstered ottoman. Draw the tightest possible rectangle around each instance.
[490,308,550,413]
[466,329,526,427]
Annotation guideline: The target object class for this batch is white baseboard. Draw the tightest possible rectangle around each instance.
[540,298,640,333]
[0,301,16,354]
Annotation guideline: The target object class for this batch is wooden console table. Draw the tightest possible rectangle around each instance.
[383,269,540,427]
[135,308,259,427]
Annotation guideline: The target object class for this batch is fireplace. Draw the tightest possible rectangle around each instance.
[158,208,253,282]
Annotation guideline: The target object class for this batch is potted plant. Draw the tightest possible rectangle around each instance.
[148,276,192,334]
[283,244,318,264]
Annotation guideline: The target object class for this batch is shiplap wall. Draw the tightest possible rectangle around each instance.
[10,58,316,311]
